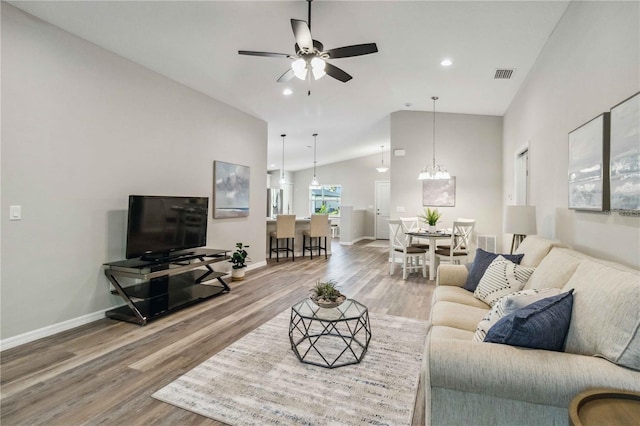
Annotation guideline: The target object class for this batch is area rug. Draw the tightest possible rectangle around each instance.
[152,309,430,425]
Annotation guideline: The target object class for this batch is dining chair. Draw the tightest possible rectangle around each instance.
[435,219,476,265]
[400,216,429,249]
[302,214,329,259]
[269,214,296,262]
[388,219,427,279]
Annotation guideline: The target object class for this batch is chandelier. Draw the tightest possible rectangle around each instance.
[418,96,450,180]
[310,133,321,188]
[376,145,389,173]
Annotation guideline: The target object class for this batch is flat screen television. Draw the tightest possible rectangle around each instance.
[125,195,209,260]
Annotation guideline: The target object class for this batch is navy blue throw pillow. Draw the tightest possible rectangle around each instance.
[484,289,574,351]
[463,248,525,292]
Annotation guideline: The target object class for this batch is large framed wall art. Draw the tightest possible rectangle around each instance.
[213,161,250,218]
[609,92,640,212]
[422,177,456,207]
[568,113,610,211]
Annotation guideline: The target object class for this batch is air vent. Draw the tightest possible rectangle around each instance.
[494,68,516,79]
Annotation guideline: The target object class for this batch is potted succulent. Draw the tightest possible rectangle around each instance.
[309,279,346,308]
[229,242,250,281]
[419,207,442,233]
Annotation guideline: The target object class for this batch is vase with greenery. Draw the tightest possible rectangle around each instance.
[229,242,250,281]
[419,207,442,232]
[309,279,346,308]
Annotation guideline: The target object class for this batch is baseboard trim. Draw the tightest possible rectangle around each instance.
[0,307,117,352]
[0,260,270,352]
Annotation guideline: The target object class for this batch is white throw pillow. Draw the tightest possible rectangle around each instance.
[472,288,562,342]
[474,255,536,307]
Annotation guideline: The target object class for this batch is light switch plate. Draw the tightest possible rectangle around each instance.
[10,205,21,220]
[396,206,405,213]
[393,149,406,157]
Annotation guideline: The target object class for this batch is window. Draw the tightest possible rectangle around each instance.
[310,185,341,216]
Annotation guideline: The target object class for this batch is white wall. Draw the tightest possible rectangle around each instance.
[292,152,390,237]
[503,0,640,267]
[1,5,267,340]
[390,111,503,248]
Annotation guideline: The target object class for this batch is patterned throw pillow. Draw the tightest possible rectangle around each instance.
[474,256,536,306]
[472,288,562,342]
[463,248,525,292]
[484,290,574,351]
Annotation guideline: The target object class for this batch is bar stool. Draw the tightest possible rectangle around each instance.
[269,214,296,262]
[302,214,329,259]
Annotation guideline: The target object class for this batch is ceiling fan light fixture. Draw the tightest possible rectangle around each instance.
[311,57,326,80]
[291,58,307,80]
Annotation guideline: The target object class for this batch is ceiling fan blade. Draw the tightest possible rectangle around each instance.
[291,19,313,52]
[238,50,292,59]
[326,43,378,59]
[325,62,352,83]
[277,69,295,83]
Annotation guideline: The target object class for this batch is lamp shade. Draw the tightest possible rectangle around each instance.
[504,205,537,235]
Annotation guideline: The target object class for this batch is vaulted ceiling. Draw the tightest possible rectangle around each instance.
[10,0,570,170]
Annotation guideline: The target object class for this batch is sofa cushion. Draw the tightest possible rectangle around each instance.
[463,248,525,292]
[562,260,640,370]
[430,325,475,341]
[434,286,492,309]
[431,301,489,332]
[524,247,590,291]
[514,236,560,267]
[474,256,536,306]
[472,288,562,342]
[484,290,574,351]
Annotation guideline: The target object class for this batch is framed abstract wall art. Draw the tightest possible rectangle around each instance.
[213,161,250,218]
[568,113,610,211]
[609,92,640,212]
[422,177,456,207]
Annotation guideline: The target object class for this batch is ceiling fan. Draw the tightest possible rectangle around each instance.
[238,0,378,92]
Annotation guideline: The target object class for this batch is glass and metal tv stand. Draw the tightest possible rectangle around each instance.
[103,248,230,325]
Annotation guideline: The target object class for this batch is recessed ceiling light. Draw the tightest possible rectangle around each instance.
[440,58,453,67]
[283,88,293,96]
[270,164,276,168]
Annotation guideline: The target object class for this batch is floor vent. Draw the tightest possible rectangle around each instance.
[494,68,515,79]
[477,235,497,253]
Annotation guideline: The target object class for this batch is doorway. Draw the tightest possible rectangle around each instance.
[375,181,390,239]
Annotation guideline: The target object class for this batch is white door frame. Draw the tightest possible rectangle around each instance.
[374,180,391,239]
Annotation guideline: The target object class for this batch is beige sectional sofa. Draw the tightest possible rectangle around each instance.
[425,236,640,426]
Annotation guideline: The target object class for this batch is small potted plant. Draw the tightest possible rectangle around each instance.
[229,242,250,281]
[309,279,346,308]
[419,207,442,233]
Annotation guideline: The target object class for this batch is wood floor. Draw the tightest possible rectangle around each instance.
[0,240,435,425]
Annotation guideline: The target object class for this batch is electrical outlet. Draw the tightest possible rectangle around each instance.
[396,206,405,213]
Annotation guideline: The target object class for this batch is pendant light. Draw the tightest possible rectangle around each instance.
[310,133,321,188]
[376,145,389,173]
[279,134,286,185]
[418,96,451,180]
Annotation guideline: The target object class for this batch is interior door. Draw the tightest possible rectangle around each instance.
[375,181,391,239]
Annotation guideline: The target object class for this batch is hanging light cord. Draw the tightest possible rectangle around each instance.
[432,96,438,170]
[281,134,286,181]
[313,133,318,178]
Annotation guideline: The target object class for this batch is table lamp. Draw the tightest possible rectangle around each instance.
[504,205,537,254]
